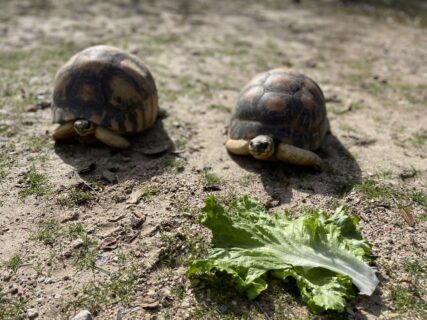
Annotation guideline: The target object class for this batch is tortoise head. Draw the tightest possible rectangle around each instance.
[249,135,275,160]
[73,119,95,136]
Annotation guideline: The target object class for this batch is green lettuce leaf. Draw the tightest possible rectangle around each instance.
[186,196,379,313]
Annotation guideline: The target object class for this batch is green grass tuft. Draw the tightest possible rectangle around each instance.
[355,178,425,213]
[410,192,427,208]
[202,173,223,189]
[411,132,427,149]
[0,287,28,320]
[165,157,186,174]
[208,104,232,113]
[25,135,52,152]
[403,260,426,279]
[390,285,427,314]
[18,168,51,200]
[159,232,208,268]
[67,222,86,238]
[58,187,93,208]
[175,138,188,149]
[4,254,24,273]
[355,179,392,200]
[62,266,139,316]
[140,186,161,201]
[30,219,61,246]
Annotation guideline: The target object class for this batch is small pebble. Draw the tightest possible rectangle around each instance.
[72,238,84,249]
[27,308,39,319]
[116,307,124,320]
[9,286,18,294]
[2,272,11,281]
[72,310,93,320]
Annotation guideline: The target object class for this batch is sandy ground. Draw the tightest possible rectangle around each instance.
[0,0,426,319]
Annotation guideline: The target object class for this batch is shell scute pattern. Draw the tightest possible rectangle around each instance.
[229,70,328,150]
[52,45,158,134]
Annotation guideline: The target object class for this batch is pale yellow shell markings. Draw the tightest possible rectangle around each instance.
[142,94,159,130]
[75,56,105,75]
[56,112,72,123]
[87,45,122,56]
[241,86,263,106]
[264,94,288,112]
[124,115,134,132]
[269,67,293,74]
[143,96,152,129]
[55,53,78,80]
[150,93,159,125]
[110,118,120,132]
[88,113,103,125]
[109,76,142,108]
[65,110,75,121]
[150,96,157,128]
[135,108,144,132]
[119,59,156,94]
[52,45,160,150]
[241,72,268,92]
[53,72,72,101]
[303,78,325,103]
[264,73,295,92]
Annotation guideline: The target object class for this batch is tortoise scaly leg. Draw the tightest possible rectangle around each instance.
[52,121,75,140]
[225,139,250,156]
[276,143,323,170]
[94,126,131,149]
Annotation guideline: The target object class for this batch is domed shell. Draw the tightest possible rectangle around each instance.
[52,45,158,134]
[229,69,329,150]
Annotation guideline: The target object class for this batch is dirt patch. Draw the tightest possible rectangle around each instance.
[0,0,426,319]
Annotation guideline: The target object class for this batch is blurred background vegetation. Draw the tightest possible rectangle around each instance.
[2,0,427,25]
[338,0,427,23]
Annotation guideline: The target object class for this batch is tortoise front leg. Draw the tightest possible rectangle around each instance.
[94,126,131,149]
[52,121,75,140]
[276,143,323,170]
[225,139,250,156]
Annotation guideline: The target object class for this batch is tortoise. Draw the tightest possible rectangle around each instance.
[51,45,158,149]
[225,68,329,169]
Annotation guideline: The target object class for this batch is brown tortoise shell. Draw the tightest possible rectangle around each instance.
[229,68,329,150]
[52,45,158,134]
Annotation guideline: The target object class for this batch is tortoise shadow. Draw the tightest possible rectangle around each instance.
[54,119,174,184]
[230,133,361,203]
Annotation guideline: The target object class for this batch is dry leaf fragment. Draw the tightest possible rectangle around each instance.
[399,208,415,227]
[140,300,159,309]
[127,188,143,204]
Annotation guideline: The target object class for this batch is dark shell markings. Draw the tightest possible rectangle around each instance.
[52,45,158,135]
[229,69,329,151]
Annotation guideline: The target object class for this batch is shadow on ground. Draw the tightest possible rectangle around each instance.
[229,133,361,204]
[54,120,174,183]
[191,273,384,319]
